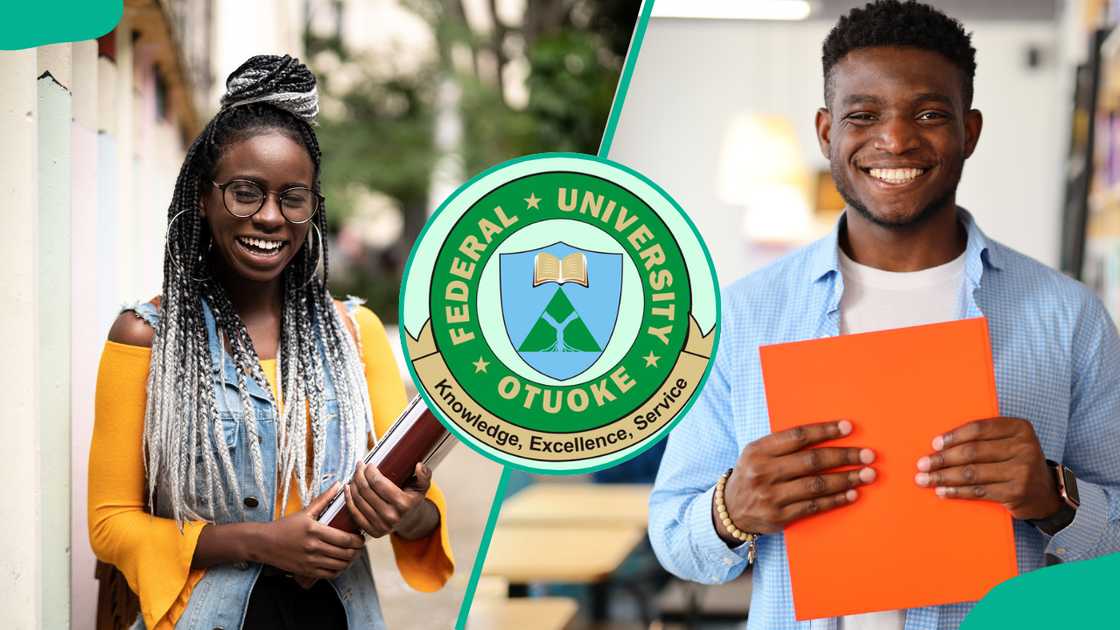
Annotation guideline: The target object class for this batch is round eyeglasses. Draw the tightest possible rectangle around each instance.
[212,179,323,224]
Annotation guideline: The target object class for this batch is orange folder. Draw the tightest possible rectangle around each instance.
[759,318,1017,620]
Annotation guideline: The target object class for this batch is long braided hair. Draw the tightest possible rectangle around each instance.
[146,55,373,526]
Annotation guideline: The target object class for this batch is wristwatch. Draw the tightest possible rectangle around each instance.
[1029,459,1079,535]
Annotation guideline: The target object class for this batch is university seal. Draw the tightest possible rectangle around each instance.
[400,154,719,472]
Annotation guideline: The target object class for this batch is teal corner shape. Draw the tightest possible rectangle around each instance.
[962,552,1120,629]
[0,0,122,51]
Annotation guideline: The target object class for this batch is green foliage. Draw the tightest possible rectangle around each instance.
[524,30,620,154]
[459,29,620,173]
[315,68,437,225]
[458,73,538,175]
[307,0,639,323]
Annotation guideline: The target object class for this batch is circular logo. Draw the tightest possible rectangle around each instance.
[400,153,719,472]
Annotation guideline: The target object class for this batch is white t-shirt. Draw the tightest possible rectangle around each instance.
[836,247,967,630]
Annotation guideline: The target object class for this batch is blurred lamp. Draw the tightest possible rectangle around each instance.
[652,0,812,21]
[716,113,813,245]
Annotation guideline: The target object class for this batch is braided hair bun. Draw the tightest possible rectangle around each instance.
[220,54,319,125]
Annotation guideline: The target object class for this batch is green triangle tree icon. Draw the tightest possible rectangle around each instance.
[518,289,601,352]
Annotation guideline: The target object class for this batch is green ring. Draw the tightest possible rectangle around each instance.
[399,152,721,474]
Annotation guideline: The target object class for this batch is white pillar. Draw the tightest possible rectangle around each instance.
[0,48,43,630]
[132,43,158,297]
[96,50,120,329]
[37,42,74,630]
[70,38,100,630]
[115,23,137,302]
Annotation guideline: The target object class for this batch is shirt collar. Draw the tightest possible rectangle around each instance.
[807,206,1002,286]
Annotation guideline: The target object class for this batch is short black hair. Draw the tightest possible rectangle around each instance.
[822,0,977,108]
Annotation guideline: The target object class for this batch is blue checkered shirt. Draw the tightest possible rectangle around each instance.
[649,209,1120,629]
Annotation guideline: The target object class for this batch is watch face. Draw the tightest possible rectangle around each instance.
[1060,466,1080,506]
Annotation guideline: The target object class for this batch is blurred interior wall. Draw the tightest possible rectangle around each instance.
[610,16,1066,285]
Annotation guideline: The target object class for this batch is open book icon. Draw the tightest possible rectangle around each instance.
[533,252,588,287]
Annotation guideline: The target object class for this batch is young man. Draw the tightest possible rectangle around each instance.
[648,2,1120,629]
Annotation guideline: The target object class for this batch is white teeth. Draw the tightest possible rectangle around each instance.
[238,236,284,251]
[869,167,926,183]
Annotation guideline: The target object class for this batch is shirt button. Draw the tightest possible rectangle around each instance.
[723,557,734,566]
[244,496,259,508]
[1056,547,1067,555]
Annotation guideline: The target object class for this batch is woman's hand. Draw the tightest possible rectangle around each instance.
[264,483,366,580]
[344,462,440,540]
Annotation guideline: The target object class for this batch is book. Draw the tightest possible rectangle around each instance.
[533,252,589,287]
[318,396,455,534]
[759,318,1017,620]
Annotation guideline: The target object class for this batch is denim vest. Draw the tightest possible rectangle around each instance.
[127,298,386,630]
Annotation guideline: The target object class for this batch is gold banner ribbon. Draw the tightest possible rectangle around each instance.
[407,316,713,462]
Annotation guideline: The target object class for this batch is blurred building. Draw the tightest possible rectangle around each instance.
[0,1,303,627]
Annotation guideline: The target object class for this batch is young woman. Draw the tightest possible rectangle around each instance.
[88,55,452,629]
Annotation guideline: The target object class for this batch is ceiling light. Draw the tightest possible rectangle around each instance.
[652,0,813,21]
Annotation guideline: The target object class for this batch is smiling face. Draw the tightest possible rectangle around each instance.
[200,130,315,285]
[816,46,982,228]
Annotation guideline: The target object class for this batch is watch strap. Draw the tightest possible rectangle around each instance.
[1029,460,1078,535]
[1031,503,1076,535]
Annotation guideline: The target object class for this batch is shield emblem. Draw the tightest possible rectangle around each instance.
[500,242,623,380]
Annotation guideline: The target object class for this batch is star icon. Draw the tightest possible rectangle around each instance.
[524,192,541,210]
[643,351,660,368]
[473,356,490,373]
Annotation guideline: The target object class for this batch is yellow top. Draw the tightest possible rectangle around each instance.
[88,305,454,629]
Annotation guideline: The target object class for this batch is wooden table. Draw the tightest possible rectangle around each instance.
[466,596,578,630]
[499,483,652,528]
[482,523,646,620]
[483,524,645,583]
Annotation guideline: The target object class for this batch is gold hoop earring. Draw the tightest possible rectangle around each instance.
[165,209,210,282]
[301,221,325,288]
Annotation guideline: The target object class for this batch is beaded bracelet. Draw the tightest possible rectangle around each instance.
[715,467,759,564]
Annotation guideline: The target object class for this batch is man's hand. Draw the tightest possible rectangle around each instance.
[915,417,1061,520]
[715,420,876,545]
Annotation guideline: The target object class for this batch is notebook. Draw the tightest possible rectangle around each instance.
[318,396,455,533]
[759,317,1017,619]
